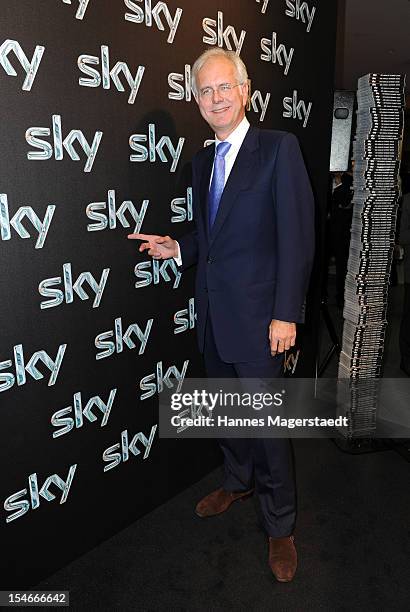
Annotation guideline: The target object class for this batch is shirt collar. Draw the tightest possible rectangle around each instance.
[215,116,250,150]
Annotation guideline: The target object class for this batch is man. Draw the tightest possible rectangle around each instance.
[128,48,314,582]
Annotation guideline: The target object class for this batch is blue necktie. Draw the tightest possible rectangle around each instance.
[208,141,231,228]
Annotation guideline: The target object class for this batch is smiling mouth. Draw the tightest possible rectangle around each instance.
[212,106,230,114]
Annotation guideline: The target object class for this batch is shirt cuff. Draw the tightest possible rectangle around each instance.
[173,242,182,266]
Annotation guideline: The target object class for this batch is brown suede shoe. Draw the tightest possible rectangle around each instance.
[268,535,297,582]
[195,487,253,518]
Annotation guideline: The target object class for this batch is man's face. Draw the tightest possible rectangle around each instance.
[195,57,248,139]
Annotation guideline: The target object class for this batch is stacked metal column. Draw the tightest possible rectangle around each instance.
[337,74,405,435]
[339,73,406,382]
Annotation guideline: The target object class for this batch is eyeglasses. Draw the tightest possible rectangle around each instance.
[198,82,244,99]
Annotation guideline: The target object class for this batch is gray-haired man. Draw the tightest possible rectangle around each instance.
[129,48,315,582]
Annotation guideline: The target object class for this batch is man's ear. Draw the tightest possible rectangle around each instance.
[242,81,250,108]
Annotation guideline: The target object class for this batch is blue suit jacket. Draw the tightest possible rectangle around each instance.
[179,126,315,363]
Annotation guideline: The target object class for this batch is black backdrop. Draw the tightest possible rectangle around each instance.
[0,0,337,587]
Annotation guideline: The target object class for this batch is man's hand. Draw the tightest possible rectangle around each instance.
[127,233,178,260]
[269,320,296,356]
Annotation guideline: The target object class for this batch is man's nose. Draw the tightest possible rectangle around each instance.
[211,87,224,103]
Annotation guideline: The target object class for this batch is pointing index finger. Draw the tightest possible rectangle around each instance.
[127,233,157,240]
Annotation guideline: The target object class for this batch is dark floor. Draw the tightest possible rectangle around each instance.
[35,274,410,611]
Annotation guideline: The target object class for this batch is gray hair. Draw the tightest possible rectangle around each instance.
[191,48,248,97]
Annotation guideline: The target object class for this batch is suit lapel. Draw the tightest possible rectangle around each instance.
[209,126,260,246]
